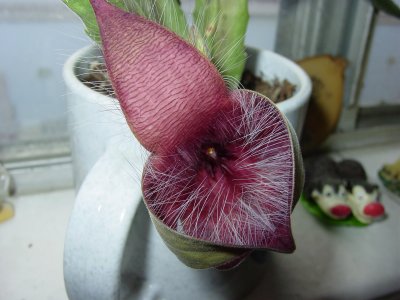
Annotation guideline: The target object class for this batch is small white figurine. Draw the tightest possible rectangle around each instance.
[305,156,352,220]
[346,183,385,224]
[305,157,386,223]
[311,182,351,219]
[336,159,385,224]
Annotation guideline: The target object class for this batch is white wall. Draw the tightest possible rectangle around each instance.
[0,0,399,145]
[0,2,95,144]
[359,15,400,107]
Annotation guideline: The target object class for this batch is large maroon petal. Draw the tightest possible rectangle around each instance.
[90,0,231,154]
[142,90,296,252]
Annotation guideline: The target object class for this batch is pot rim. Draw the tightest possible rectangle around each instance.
[246,46,312,112]
[63,45,113,105]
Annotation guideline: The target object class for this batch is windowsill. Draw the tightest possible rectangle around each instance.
[1,138,73,195]
[322,124,400,152]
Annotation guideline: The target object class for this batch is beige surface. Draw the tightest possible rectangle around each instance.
[0,189,74,300]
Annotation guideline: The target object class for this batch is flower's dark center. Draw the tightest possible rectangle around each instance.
[200,143,234,178]
[205,146,218,160]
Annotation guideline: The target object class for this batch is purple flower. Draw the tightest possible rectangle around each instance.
[90,0,303,269]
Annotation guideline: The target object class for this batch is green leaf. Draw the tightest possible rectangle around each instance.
[300,195,368,227]
[193,0,249,88]
[62,0,127,43]
[127,0,189,40]
[63,0,188,43]
[286,116,304,209]
[155,0,189,40]
[149,211,249,269]
[378,169,400,197]
[192,0,219,57]
[372,0,400,18]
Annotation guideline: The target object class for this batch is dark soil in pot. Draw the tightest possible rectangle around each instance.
[241,70,296,104]
[79,61,113,96]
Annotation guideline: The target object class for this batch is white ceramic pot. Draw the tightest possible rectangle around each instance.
[245,47,311,136]
[63,46,311,188]
[63,46,311,300]
[63,46,133,189]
